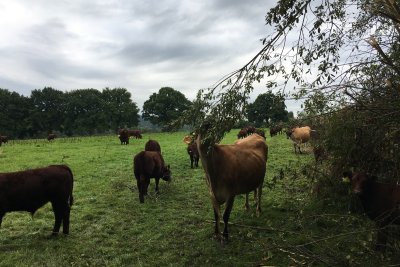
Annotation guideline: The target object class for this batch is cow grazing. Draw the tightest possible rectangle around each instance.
[47,133,57,141]
[133,151,171,203]
[237,129,247,139]
[0,165,74,235]
[343,171,400,251]
[145,139,161,152]
[255,129,266,139]
[129,130,142,139]
[119,128,129,145]
[290,126,312,154]
[197,133,268,242]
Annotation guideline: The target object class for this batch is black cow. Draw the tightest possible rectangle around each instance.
[133,151,171,203]
[0,165,74,235]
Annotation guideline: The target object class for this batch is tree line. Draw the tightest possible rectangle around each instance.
[0,87,139,138]
[0,86,291,139]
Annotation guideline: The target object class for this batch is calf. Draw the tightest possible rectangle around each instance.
[145,139,161,152]
[133,151,171,203]
[343,171,400,251]
[187,143,199,168]
[0,165,74,235]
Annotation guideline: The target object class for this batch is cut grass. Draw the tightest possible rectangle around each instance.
[0,131,398,266]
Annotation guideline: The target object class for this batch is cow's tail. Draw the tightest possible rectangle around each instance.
[54,164,74,207]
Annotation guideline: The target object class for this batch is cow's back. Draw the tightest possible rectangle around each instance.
[0,165,73,213]
[134,151,164,178]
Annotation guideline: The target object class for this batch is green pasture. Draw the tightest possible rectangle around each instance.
[0,131,398,266]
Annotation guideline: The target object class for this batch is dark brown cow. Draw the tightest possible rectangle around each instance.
[133,151,171,203]
[129,130,142,139]
[47,133,57,141]
[0,136,8,145]
[237,129,247,139]
[119,129,129,145]
[255,129,266,139]
[343,171,400,251]
[0,165,74,235]
[197,133,267,242]
[187,143,199,168]
[145,139,161,152]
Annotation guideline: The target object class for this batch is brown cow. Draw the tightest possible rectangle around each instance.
[0,165,74,235]
[47,133,57,141]
[145,139,161,152]
[290,126,311,154]
[237,129,247,139]
[197,133,267,242]
[119,129,129,145]
[343,171,400,251]
[133,151,171,203]
[129,130,142,139]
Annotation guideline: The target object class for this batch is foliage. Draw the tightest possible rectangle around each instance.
[142,87,192,129]
[0,87,140,138]
[0,132,398,266]
[247,91,289,127]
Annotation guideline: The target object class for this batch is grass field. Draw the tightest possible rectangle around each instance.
[0,131,399,266]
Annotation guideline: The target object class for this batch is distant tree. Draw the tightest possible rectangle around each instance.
[0,88,32,138]
[29,87,65,134]
[142,87,192,128]
[101,87,139,130]
[64,89,106,135]
[247,91,289,127]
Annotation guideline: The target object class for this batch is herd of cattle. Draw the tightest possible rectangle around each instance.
[0,125,399,251]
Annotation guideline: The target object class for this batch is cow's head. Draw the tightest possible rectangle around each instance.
[162,165,171,182]
[342,171,376,195]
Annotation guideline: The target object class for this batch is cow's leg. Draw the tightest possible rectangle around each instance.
[293,143,297,154]
[244,193,249,210]
[51,202,63,235]
[62,203,71,234]
[222,196,235,242]
[256,185,263,217]
[0,211,4,227]
[190,155,194,168]
[210,196,221,239]
[195,157,199,167]
[155,177,160,193]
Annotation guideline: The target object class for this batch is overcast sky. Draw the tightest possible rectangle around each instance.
[0,1,302,113]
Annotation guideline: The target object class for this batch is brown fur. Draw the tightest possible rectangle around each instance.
[187,143,199,168]
[197,133,268,242]
[133,151,171,203]
[343,171,400,251]
[145,140,161,152]
[47,133,57,141]
[119,129,129,145]
[290,126,311,153]
[0,165,74,235]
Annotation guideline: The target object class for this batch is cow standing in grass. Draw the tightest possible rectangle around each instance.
[0,165,74,235]
[133,151,171,203]
[197,131,267,242]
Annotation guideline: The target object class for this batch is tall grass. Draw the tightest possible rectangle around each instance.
[0,131,398,266]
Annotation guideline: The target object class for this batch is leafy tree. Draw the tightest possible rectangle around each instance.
[247,91,289,127]
[142,87,191,128]
[0,89,32,138]
[29,87,65,134]
[101,87,140,130]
